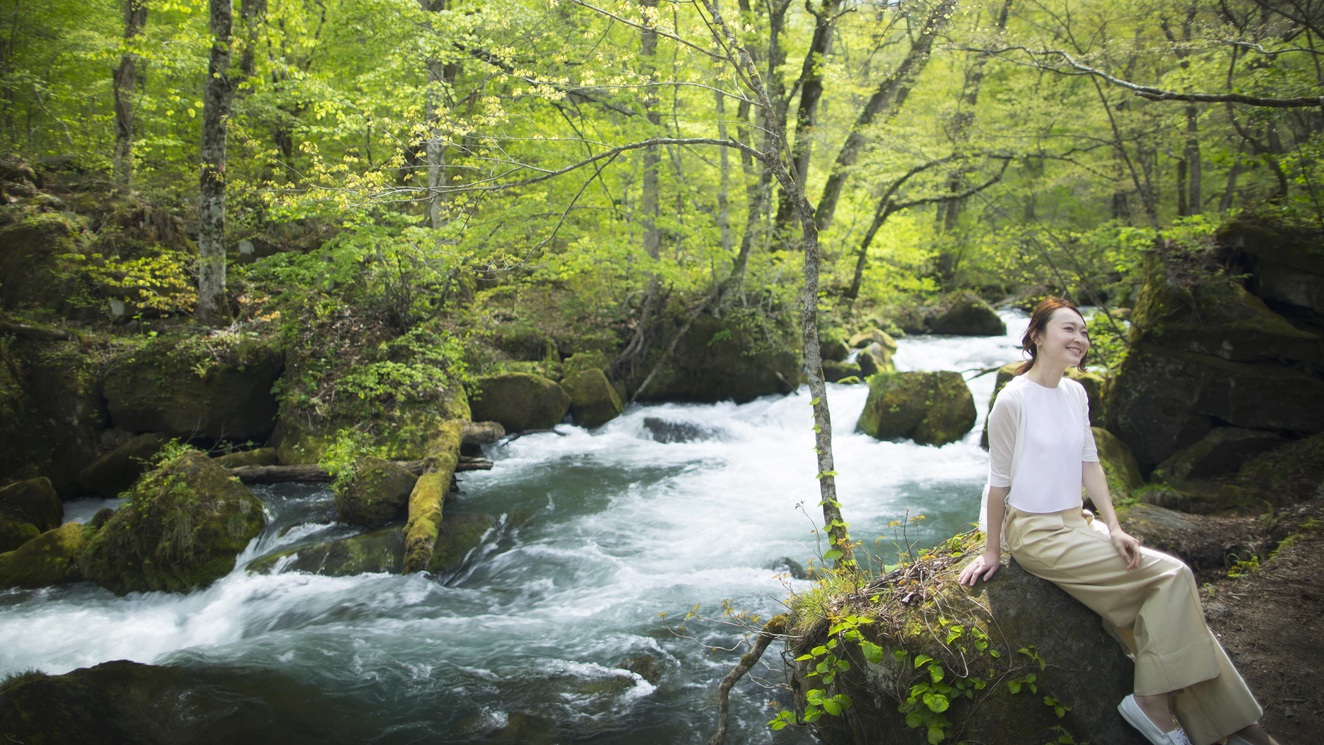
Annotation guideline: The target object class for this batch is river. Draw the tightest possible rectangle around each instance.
[0,311,1028,744]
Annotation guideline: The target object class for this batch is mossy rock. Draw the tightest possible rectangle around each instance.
[1092,427,1144,505]
[336,457,417,528]
[1216,218,1324,324]
[855,342,895,378]
[848,327,898,353]
[634,312,800,404]
[248,527,405,576]
[0,210,83,312]
[80,451,265,594]
[1118,502,1261,571]
[802,546,1136,745]
[275,398,469,465]
[1233,432,1324,505]
[0,522,91,588]
[856,371,975,446]
[1134,482,1263,515]
[103,334,283,442]
[1107,344,1324,471]
[1129,252,1323,366]
[0,667,131,745]
[469,373,570,433]
[561,351,611,378]
[562,368,624,428]
[924,291,1006,336]
[77,432,167,498]
[1152,427,1286,484]
[426,513,496,574]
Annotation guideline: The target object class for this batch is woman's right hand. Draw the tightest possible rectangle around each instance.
[958,548,1001,587]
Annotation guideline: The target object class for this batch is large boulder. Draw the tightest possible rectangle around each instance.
[634,312,800,403]
[1152,427,1286,484]
[469,373,570,433]
[1232,432,1324,506]
[103,334,283,442]
[0,211,82,312]
[336,456,417,528]
[0,521,90,588]
[802,546,1137,745]
[924,292,1007,336]
[80,450,265,594]
[77,432,167,498]
[0,477,63,552]
[856,371,976,446]
[1108,251,1324,471]
[1218,218,1324,330]
[561,368,624,428]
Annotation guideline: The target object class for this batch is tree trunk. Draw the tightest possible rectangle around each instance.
[112,0,148,191]
[700,0,853,569]
[197,0,236,327]
[812,0,957,234]
[772,0,842,238]
[641,0,661,261]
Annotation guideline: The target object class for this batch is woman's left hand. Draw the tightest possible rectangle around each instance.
[1110,528,1143,569]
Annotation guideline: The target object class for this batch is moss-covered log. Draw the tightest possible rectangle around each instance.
[402,420,463,573]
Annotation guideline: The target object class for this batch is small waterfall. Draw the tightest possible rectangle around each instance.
[0,312,1026,744]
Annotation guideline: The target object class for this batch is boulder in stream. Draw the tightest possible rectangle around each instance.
[856,371,975,446]
[336,456,417,528]
[562,368,624,428]
[0,521,90,588]
[470,373,571,433]
[76,432,167,498]
[923,292,1006,336]
[80,450,265,594]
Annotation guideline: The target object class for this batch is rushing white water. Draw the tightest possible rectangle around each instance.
[0,311,1028,744]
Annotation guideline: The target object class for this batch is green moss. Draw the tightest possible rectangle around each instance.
[0,522,91,588]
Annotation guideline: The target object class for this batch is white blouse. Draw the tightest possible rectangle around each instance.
[984,375,1099,521]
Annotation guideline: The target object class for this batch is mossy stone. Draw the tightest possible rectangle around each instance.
[924,291,1006,336]
[0,522,90,588]
[562,368,624,428]
[1092,427,1144,505]
[77,432,166,498]
[634,312,800,404]
[336,457,417,528]
[1153,427,1286,483]
[469,373,571,433]
[856,371,975,446]
[80,451,265,594]
[248,527,405,576]
[822,359,862,383]
[211,447,279,468]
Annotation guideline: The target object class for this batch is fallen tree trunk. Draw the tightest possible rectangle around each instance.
[228,456,493,484]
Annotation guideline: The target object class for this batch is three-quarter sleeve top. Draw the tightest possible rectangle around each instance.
[986,375,1099,515]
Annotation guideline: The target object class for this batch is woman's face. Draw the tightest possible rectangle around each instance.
[1032,308,1090,368]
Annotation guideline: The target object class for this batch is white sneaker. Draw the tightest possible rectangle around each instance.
[1118,694,1193,745]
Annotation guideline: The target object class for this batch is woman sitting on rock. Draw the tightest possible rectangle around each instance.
[957,297,1279,745]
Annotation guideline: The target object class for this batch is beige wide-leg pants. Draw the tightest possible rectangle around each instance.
[1004,505,1263,745]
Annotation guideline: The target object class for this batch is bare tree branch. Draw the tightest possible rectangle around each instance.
[968,45,1324,108]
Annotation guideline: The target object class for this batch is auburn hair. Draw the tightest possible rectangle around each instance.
[1016,297,1089,375]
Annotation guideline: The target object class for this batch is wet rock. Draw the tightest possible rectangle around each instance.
[822,336,852,363]
[855,342,895,378]
[426,513,496,574]
[470,373,571,433]
[856,371,975,446]
[80,450,265,594]
[642,417,722,443]
[77,432,167,498]
[250,527,405,576]
[0,522,91,588]
[103,334,283,442]
[337,457,417,528]
[562,368,624,428]
[768,556,808,580]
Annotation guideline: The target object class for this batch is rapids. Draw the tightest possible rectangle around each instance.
[0,311,1028,744]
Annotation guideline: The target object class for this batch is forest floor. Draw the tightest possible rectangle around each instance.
[1203,492,1324,745]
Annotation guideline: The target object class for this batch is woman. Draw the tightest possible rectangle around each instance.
[957,298,1279,745]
